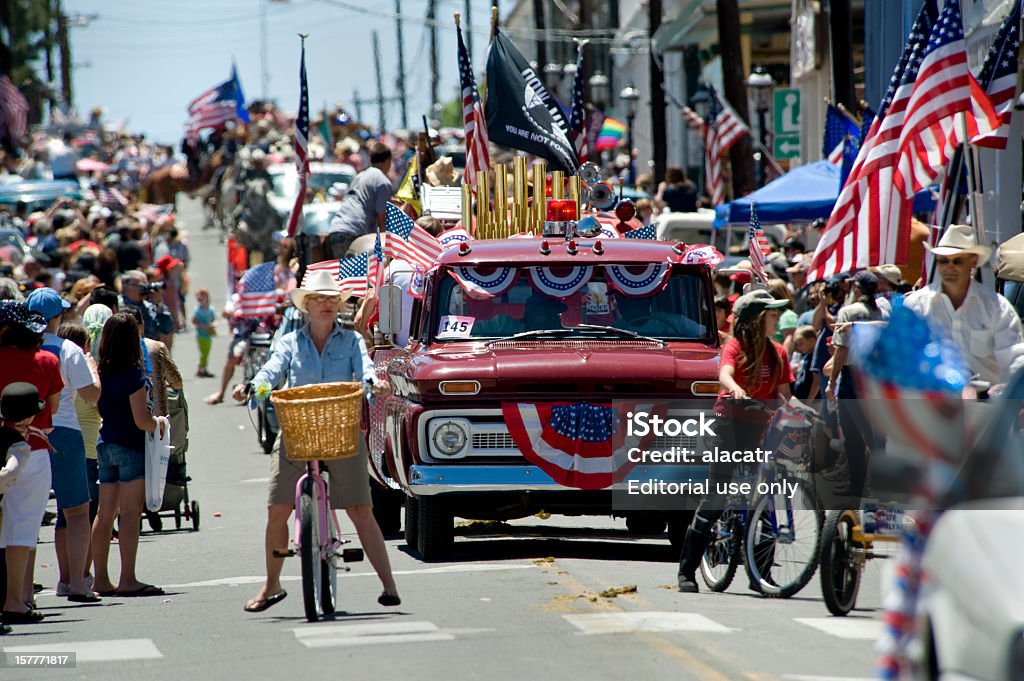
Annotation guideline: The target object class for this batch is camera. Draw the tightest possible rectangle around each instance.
[140,281,166,294]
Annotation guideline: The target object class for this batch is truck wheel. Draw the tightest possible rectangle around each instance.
[415,496,453,562]
[371,479,402,537]
[404,496,419,549]
[625,512,668,535]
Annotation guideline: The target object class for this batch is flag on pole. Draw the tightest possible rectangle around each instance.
[569,40,589,163]
[186,67,249,144]
[286,40,310,237]
[369,229,386,290]
[748,204,770,285]
[337,252,370,297]
[394,155,421,214]
[384,203,442,269]
[704,84,749,206]
[594,117,626,151]
[318,107,332,151]
[823,104,858,164]
[457,21,490,187]
[237,262,278,317]
[961,0,1020,149]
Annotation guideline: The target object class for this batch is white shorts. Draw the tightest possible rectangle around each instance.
[0,449,52,548]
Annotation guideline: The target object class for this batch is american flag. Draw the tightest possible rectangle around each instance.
[958,0,1019,149]
[96,185,129,208]
[237,262,278,317]
[704,84,748,206]
[748,204,770,284]
[337,252,369,297]
[0,76,29,147]
[302,258,340,287]
[135,203,175,224]
[286,41,310,237]
[186,67,248,144]
[569,40,589,163]
[808,0,938,283]
[823,104,858,164]
[369,229,385,290]
[623,222,656,240]
[457,22,490,187]
[385,203,442,269]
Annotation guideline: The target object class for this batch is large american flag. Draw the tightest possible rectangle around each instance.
[704,84,748,206]
[748,204,770,285]
[237,262,278,317]
[186,68,247,144]
[286,41,310,237]
[385,204,441,269]
[808,0,939,283]
[0,76,29,147]
[569,41,589,163]
[457,23,490,187]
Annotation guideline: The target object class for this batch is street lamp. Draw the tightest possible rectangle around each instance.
[746,66,774,187]
[619,83,641,188]
[588,72,609,111]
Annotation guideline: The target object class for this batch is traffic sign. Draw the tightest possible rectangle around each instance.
[774,134,801,159]
[773,88,801,136]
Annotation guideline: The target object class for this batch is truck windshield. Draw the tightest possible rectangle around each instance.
[430,266,712,342]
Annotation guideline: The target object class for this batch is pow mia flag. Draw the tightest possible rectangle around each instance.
[485,28,579,173]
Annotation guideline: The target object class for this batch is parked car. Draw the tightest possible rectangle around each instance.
[0,179,82,213]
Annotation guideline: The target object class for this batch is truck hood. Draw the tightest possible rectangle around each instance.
[391,340,720,400]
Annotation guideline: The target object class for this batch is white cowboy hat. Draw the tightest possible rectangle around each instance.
[924,223,992,261]
[290,269,342,313]
[425,157,459,187]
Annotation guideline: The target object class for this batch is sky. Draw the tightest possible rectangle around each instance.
[63,0,513,146]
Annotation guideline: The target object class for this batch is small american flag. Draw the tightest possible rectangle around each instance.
[97,185,129,208]
[704,84,748,206]
[955,0,1019,150]
[370,229,385,290]
[302,258,340,287]
[623,223,656,240]
[748,204,770,284]
[569,40,589,163]
[135,203,174,224]
[385,204,441,269]
[337,252,369,297]
[237,262,278,317]
[286,41,310,237]
[457,22,490,187]
[0,76,29,145]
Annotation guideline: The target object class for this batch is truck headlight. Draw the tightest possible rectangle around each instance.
[431,420,469,457]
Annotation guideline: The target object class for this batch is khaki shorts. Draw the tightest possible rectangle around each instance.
[267,437,372,509]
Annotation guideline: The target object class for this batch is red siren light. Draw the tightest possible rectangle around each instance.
[545,199,579,222]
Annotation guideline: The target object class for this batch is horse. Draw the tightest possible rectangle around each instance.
[138,149,224,205]
[232,177,281,265]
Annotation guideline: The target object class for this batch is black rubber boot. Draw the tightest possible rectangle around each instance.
[677,528,711,593]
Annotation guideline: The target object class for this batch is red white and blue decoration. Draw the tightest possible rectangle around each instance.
[605,263,672,298]
[623,223,656,240]
[680,244,725,267]
[237,262,278,317]
[528,265,595,299]
[502,401,651,490]
[439,227,473,251]
[449,265,519,299]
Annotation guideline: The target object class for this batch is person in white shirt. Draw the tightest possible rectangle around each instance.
[904,224,1024,389]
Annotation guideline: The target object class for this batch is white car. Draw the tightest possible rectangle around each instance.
[267,161,356,219]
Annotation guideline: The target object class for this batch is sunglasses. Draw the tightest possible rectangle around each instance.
[936,256,969,266]
[305,294,338,304]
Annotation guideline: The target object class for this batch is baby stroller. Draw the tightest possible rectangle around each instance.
[144,387,200,532]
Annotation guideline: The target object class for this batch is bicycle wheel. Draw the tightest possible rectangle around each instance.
[699,511,742,592]
[819,510,862,616]
[299,476,323,622]
[744,481,823,598]
[319,474,337,616]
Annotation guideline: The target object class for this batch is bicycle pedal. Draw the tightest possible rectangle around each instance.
[272,548,296,558]
[340,548,364,563]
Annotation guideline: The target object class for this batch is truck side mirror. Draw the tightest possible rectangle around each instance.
[377,284,403,339]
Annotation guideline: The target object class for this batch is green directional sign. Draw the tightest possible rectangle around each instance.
[772,88,802,159]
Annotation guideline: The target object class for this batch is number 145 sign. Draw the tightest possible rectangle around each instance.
[437,315,475,339]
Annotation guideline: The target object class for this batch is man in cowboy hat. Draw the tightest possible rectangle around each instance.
[904,224,1024,387]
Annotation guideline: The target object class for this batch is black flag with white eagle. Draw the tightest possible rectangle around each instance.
[485,28,579,173]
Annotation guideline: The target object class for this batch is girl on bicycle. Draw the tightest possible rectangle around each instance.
[678,289,793,593]
[233,269,400,612]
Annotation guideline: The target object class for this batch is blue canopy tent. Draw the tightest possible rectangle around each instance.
[713,160,936,227]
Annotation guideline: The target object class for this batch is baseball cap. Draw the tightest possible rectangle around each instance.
[732,290,789,323]
[853,270,879,294]
[26,286,71,320]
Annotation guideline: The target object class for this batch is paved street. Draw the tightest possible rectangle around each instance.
[2,198,882,681]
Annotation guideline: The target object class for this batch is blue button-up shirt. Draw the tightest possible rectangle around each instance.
[253,323,376,390]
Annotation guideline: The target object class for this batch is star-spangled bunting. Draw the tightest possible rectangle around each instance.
[748,204,770,284]
[385,203,442,269]
[237,262,278,317]
[457,21,490,187]
[286,40,310,237]
[569,40,589,163]
[623,223,656,240]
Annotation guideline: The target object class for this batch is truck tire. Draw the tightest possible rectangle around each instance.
[370,479,402,537]
[415,496,453,562]
[404,496,419,549]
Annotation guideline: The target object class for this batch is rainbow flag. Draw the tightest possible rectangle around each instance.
[594,117,626,151]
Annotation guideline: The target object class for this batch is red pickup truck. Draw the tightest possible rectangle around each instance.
[371,237,721,560]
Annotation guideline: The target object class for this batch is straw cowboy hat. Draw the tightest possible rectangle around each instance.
[924,223,992,262]
[425,157,460,187]
[290,269,343,313]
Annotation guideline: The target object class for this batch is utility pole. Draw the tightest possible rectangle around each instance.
[395,0,408,129]
[353,90,362,123]
[608,0,619,100]
[372,31,386,133]
[532,0,546,81]
[464,0,473,64]
[428,0,439,112]
[649,0,666,185]
[55,0,72,108]
[579,0,593,85]
[45,1,56,116]
[716,0,754,198]
[260,0,269,99]
[828,0,855,108]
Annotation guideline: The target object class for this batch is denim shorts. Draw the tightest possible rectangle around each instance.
[48,426,92,509]
[97,442,146,484]
[57,458,99,529]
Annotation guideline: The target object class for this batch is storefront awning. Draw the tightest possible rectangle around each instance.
[651,0,712,54]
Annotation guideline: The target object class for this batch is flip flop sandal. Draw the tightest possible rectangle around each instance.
[3,609,45,624]
[115,584,165,597]
[377,592,401,607]
[243,590,287,613]
[67,592,103,603]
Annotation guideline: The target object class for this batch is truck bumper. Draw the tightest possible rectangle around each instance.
[408,464,709,495]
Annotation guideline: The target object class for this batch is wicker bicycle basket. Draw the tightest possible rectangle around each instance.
[269,382,363,460]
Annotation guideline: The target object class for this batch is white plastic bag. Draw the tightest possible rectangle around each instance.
[145,416,172,512]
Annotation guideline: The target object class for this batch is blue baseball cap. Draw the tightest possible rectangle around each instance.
[27,287,71,320]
